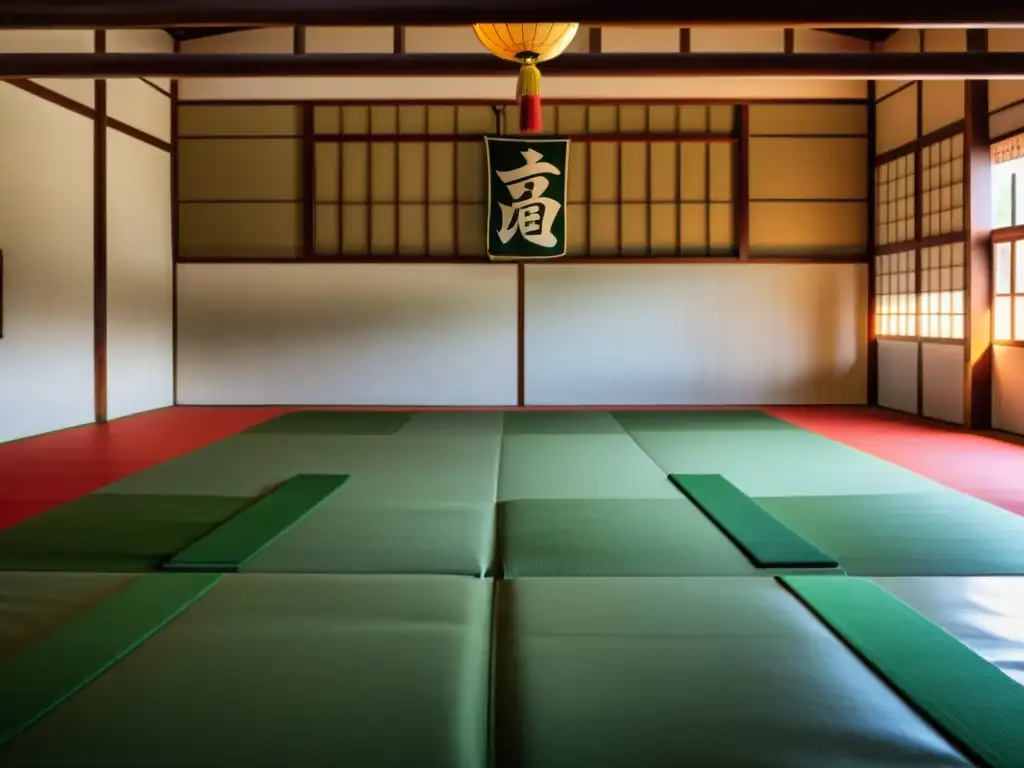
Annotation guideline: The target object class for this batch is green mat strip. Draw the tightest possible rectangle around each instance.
[0,573,220,747]
[781,575,1024,768]
[164,474,348,572]
[669,474,838,568]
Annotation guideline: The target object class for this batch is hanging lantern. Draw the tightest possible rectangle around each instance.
[472,23,579,133]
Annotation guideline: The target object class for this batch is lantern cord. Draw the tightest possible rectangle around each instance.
[516,59,542,133]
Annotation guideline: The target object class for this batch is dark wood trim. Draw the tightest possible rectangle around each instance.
[9,52,1024,79]
[679,28,691,53]
[106,116,171,152]
[992,223,1024,242]
[393,25,406,54]
[994,340,1024,348]
[866,80,878,406]
[750,132,869,139]
[312,132,735,143]
[874,231,965,255]
[919,336,968,346]
[2,78,94,120]
[301,104,315,258]
[872,80,916,105]
[171,38,180,405]
[293,25,307,54]
[734,104,750,259]
[94,30,108,424]
[914,80,924,417]
[964,27,992,429]
[12,0,1024,27]
[179,97,870,107]
[174,255,872,265]
[588,27,602,54]
[989,94,1024,119]
[0,248,5,339]
[783,29,795,54]
[874,119,966,165]
[517,263,525,407]
[139,77,172,97]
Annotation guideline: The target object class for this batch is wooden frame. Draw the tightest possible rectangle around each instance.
[176,98,871,264]
[8,52,1024,79]
[7,0,1024,27]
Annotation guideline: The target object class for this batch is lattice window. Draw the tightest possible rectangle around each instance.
[311,104,735,258]
[994,239,1024,342]
[875,250,916,337]
[920,134,964,238]
[875,155,915,247]
[919,242,965,340]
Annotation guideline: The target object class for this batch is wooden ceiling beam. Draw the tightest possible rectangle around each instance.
[4,52,1024,79]
[2,0,1024,28]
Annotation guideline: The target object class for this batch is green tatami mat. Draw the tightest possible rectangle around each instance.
[669,474,838,568]
[0,575,492,768]
[759,492,1024,576]
[631,429,942,497]
[494,578,972,767]
[782,575,1024,768]
[0,572,220,748]
[0,573,137,662]
[503,411,626,434]
[245,500,495,576]
[499,499,761,577]
[498,434,680,501]
[245,411,412,435]
[872,577,1024,687]
[165,474,348,572]
[103,433,501,502]
[0,495,254,572]
[613,409,795,432]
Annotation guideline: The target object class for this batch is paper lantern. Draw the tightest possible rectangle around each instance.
[472,23,579,133]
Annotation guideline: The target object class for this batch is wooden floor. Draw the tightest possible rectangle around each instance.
[1,404,1023,530]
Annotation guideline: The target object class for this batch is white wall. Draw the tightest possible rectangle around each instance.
[877,339,919,414]
[106,129,174,420]
[0,84,95,443]
[921,342,964,424]
[524,263,867,406]
[994,345,1024,436]
[176,263,519,406]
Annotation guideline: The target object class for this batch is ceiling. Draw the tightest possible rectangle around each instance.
[166,27,897,43]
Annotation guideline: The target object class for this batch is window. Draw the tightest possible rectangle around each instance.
[991,132,1024,344]
[994,240,1024,341]
[920,135,964,238]
[875,155,915,247]
[992,134,1024,228]
[919,242,965,340]
[875,250,916,337]
[310,103,735,258]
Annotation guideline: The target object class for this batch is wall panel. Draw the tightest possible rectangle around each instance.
[179,76,866,102]
[601,26,681,53]
[877,29,921,99]
[106,29,174,93]
[306,26,394,53]
[105,129,174,420]
[107,78,172,142]
[876,84,918,155]
[0,84,94,443]
[922,81,965,136]
[688,27,784,52]
[176,264,519,405]
[749,202,866,256]
[993,345,1024,436]
[179,27,293,53]
[0,30,95,107]
[792,29,870,53]
[524,263,867,405]
[921,342,964,424]
[877,339,919,414]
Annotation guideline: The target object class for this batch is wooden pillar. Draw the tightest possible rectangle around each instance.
[964,28,992,428]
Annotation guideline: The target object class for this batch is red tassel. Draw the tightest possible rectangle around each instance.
[519,94,542,133]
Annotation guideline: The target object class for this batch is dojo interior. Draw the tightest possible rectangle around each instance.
[1,24,1024,767]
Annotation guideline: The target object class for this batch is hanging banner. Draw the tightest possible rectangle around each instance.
[485,135,570,261]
